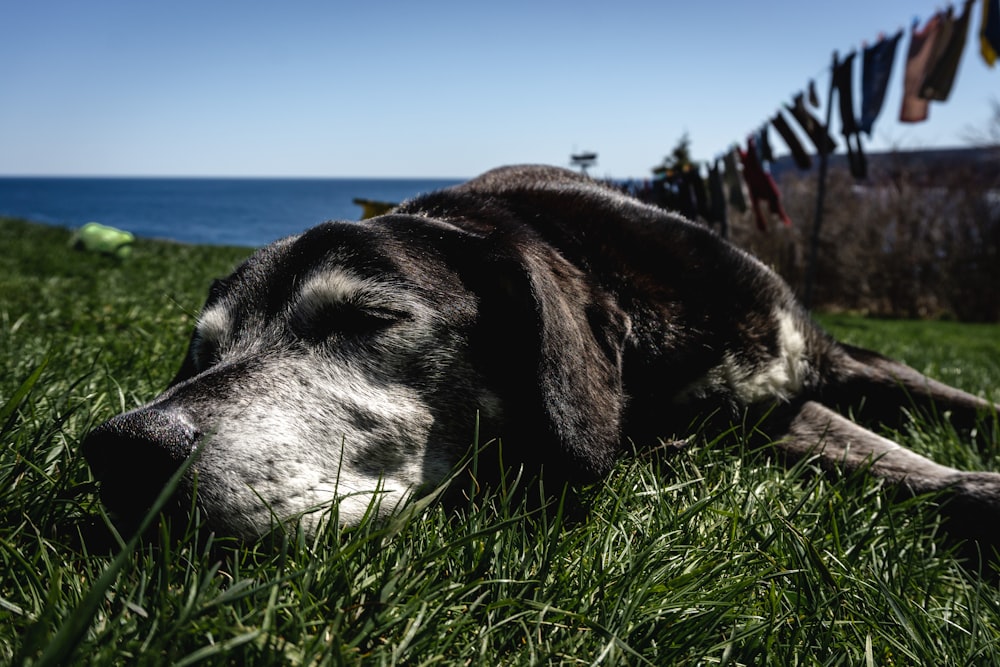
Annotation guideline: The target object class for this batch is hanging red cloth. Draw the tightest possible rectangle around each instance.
[740,136,792,231]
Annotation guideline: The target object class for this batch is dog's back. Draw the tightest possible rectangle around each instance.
[399,165,832,438]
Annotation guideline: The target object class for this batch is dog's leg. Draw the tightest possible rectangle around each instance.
[824,343,998,434]
[781,400,965,489]
[777,400,1000,547]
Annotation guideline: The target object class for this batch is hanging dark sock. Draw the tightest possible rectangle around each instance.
[832,52,867,179]
[808,79,821,108]
[786,93,837,154]
[758,124,775,163]
[771,111,812,170]
[707,159,729,237]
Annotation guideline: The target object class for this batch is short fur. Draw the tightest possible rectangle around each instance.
[83,165,1000,542]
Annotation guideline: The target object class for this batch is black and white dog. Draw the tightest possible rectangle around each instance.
[83,165,1000,542]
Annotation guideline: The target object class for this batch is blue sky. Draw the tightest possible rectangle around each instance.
[2,0,997,178]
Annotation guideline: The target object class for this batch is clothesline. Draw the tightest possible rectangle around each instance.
[724,67,836,166]
[701,0,998,234]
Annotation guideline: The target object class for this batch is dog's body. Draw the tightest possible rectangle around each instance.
[83,165,1000,541]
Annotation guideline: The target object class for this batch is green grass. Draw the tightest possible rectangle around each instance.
[2,216,1000,665]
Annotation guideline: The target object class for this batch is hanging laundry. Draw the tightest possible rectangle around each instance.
[687,166,710,222]
[786,93,837,154]
[707,159,729,238]
[757,124,775,164]
[982,0,1000,66]
[740,136,792,232]
[723,148,749,213]
[671,170,698,220]
[832,51,868,179]
[860,30,903,135]
[648,168,709,222]
[921,0,974,101]
[771,111,812,170]
[808,79,821,108]
[672,167,706,221]
[900,13,944,123]
[926,7,957,77]
[677,181,698,220]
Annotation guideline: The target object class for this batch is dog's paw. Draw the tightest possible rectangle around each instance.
[937,471,1000,552]
[945,471,1000,506]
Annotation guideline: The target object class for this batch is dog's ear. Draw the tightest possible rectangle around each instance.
[168,277,233,388]
[471,234,631,481]
[170,332,200,387]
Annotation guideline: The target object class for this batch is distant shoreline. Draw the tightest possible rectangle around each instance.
[0,177,463,247]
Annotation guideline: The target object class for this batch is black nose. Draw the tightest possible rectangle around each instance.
[82,409,198,517]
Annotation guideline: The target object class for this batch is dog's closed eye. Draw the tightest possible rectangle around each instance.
[292,302,406,342]
[292,270,410,344]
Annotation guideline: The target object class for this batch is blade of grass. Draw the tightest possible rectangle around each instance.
[26,447,201,667]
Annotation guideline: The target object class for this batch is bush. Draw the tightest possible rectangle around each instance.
[729,151,1000,321]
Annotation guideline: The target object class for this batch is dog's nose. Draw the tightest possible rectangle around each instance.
[82,409,198,516]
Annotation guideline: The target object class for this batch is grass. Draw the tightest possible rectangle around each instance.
[2,215,1000,665]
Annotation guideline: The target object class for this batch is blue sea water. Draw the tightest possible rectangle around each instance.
[0,177,463,247]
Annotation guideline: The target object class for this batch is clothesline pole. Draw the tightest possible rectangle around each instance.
[804,51,839,310]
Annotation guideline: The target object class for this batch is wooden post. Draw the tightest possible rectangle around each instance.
[804,51,838,310]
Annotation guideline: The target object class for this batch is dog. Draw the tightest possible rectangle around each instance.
[82,165,1000,543]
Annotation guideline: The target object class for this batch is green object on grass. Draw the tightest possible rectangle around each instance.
[73,222,134,258]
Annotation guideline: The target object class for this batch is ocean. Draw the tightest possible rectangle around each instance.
[0,177,464,247]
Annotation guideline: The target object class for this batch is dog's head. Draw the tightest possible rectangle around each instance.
[82,207,630,539]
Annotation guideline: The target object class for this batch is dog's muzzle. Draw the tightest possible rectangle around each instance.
[82,409,198,521]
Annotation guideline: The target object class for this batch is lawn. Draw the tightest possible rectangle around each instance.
[2,216,999,665]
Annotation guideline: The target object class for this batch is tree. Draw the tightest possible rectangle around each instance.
[657,132,697,172]
[963,97,1000,149]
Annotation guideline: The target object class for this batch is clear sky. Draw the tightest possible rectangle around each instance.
[2,0,997,179]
